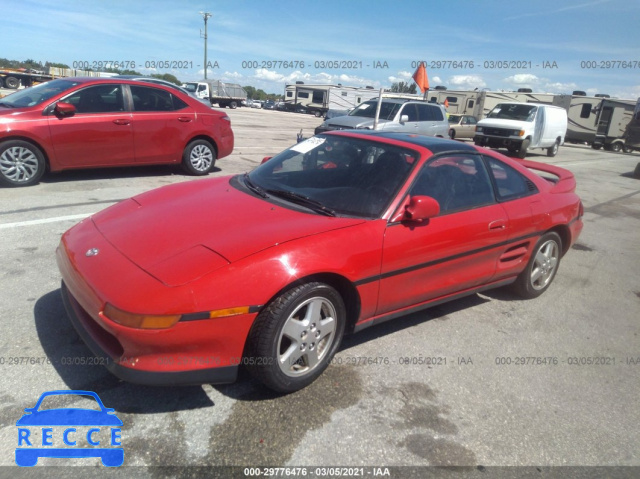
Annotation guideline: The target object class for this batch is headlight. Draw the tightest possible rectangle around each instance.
[476,126,483,133]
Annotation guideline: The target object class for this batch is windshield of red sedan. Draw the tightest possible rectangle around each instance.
[246,135,419,217]
[0,79,82,108]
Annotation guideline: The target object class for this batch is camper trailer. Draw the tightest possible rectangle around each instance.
[284,83,379,117]
[623,98,640,152]
[592,98,637,152]
[424,89,570,119]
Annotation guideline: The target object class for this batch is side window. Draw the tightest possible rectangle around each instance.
[410,155,495,214]
[467,116,477,125]
[401,104,419,122]
[422,104,444,121]
[130,85,183,112]
[64,85,124,114]
[416,104,432,121]
[485,156,538,200]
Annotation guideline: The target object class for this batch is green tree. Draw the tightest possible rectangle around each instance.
[390,81,417,94]
[243,85,257,99]
[151,73,182,85]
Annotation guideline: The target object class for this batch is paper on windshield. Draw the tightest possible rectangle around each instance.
[290,137,326,154]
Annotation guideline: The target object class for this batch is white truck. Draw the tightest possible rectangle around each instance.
[474,102,567,158]
[183,80,247,108]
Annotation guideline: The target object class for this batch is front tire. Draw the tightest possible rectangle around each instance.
[0,140,46,187]
[517,139,530,159]
[449,129,456,140]
[245,282,346,393]
[512,232,562,299]
[181,139,216,175]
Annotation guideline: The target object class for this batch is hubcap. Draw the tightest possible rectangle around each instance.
[0,146,39,183]
[277,297,337,377]
[530,240,559,290]
[189,144,213,172]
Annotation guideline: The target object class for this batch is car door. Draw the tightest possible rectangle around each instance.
[416,104,446,137]
[47,84,134,167]
[128,84,195,164]
[381,104,420,133]
[376,153,509,315]
[482,155,541,282]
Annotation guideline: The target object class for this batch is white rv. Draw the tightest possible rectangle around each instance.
[284,83,379,117]
[474,102,568,158]
[591,98,637,152]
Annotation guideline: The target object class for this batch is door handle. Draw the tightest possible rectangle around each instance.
[178,117,193,122]
[113,119,130,125]
[489,220,506,230]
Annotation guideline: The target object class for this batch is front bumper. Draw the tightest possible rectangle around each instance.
[60,282,239,386]
[55,221,257,386]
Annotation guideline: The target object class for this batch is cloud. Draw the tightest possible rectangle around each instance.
[503,74,541,87]
[448,75,487,90]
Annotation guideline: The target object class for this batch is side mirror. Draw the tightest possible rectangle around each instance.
[400,114,409,123]
[391,195,440,223]
[54,101,76,118]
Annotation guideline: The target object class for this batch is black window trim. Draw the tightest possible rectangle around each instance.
[482,155,539,202]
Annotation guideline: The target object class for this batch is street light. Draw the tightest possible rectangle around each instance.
[199,11,212,79]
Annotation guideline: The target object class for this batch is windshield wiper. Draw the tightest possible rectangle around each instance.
[243,173,269,198]
[266,189,336,216]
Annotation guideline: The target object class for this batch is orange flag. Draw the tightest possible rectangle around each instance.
[444,98,449,108]
[412,62,429,93]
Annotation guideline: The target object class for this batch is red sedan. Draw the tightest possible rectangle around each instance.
[57,132,583,393]
[0,77,234,186]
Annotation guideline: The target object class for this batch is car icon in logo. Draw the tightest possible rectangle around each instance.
[16,390,123,467]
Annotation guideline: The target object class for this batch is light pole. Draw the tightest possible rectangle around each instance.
[199,11,212,79]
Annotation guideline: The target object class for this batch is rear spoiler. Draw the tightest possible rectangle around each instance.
[518,159,576,193]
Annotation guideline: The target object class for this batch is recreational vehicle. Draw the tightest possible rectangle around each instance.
[592,98,636,152]
[284,83,379,117]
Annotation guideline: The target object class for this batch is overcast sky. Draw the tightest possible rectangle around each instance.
[4,0,639,98]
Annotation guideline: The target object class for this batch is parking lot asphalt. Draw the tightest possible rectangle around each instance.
[0,107,639,476]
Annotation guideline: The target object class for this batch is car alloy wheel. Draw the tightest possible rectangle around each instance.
[245,282,346,393]
[277,296,337,377]
[0,140,46,187]
[512,232,562,298]
[530,239,559,290]
[182,139,216,175]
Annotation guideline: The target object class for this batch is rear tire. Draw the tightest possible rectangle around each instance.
[245,282,346,393]
[4,76,20,89]
[181,139,216,175]
[512,232,562,299]
[610,142,622,153]
[547,139,559,157]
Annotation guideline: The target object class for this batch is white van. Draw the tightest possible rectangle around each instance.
[474,102,567,158]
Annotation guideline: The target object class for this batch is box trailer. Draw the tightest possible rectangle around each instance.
[183,80,247,108]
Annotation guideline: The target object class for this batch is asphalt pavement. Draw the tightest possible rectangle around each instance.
[0,108,639,478]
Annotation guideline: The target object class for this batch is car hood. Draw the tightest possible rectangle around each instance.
[477,118,531,129]
[325,115,391,130]
[91,177,366,286]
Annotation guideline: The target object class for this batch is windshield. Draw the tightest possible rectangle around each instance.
[448,115,462,123]
[348,101,402,120]
[487,103,537,121]
[247,135,419,218]
[183,83,197,92]
[0,79,80,108]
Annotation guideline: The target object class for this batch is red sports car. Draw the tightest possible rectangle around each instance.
[0,77,234,186]
[56,132,583,393]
